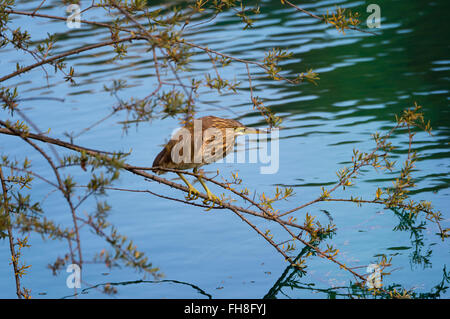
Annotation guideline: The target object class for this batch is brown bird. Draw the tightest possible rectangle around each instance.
[152,116,265,203]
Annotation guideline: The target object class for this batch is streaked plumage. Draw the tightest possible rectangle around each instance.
[152,115,264,204]
[152,116,246,173]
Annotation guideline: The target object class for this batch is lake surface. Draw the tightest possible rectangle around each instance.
[0,0,448,298]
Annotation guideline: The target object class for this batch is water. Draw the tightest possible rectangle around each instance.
[0,0,448,298]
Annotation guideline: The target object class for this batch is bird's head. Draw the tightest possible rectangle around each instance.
[233,125,267,136]
[212,118,268,136]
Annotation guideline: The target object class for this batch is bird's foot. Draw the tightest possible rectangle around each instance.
[185,185,200,201]
[203,190,221,208]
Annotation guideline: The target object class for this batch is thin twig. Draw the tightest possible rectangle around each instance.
[0,166,23,299]
[0,36,141,82]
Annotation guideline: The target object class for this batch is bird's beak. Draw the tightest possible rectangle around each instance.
[242,127,270,134]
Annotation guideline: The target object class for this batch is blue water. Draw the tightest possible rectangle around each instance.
[0,0,448,298]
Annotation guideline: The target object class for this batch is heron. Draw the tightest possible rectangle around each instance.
[152,116,266,203]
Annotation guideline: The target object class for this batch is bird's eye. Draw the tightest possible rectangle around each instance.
[233,127,246,135]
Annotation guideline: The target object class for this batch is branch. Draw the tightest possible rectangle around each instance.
[0,166,23,299]
[0,36,142,82]
[0,124,304,231]
[282,0,378,35]
[0,122,83,268]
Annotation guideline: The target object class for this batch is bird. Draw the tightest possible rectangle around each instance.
[152,116,266,204]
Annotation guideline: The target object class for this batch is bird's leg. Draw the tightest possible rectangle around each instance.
[193,168,221,205]
[177,172,200,200]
